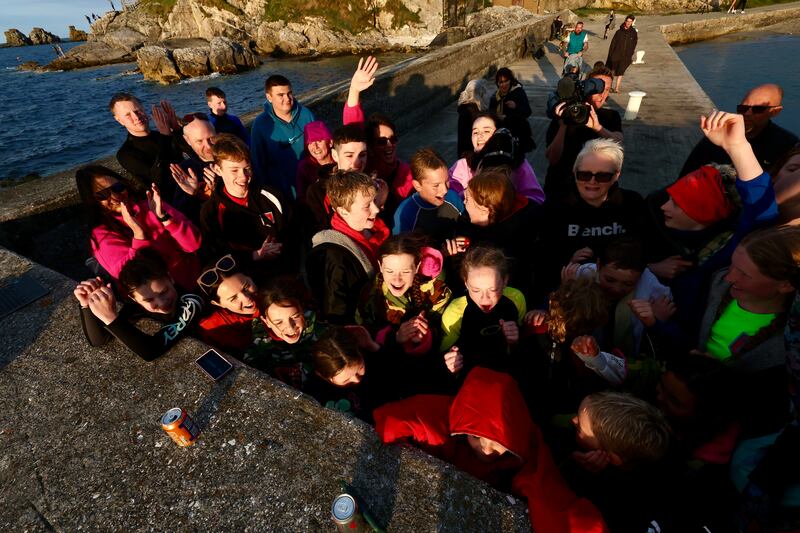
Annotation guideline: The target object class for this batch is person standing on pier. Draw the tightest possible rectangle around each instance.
[562,21,589,75]
[679,84,798,178]
[605,15,638,94]
[251,74,315,200]
[603,10,615,40]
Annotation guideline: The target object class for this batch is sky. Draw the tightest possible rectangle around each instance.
[4,1,115,37]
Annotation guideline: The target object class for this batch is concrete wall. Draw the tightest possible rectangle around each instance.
[660,5,800,44]
[0,12,565,227]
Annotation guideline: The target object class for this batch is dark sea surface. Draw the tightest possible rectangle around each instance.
[675,30,800,134]
[0,43,416,182]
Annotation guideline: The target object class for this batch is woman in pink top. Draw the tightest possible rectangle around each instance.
[76,165,202,291]
[449,113,545,204]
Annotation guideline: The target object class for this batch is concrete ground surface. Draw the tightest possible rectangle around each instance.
[0,247,530,531]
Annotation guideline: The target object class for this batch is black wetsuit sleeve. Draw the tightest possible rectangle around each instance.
[80,306,113,347]
[105,294,204,361]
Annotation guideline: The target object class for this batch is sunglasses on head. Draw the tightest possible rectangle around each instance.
[375,135,398,147]
[182,112,209,125]
[736,104,779,115]
[94,181,126,201]
[575,170,616,183]
[197,254,236,294]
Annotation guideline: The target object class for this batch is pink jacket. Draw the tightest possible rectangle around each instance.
[343,102,414,202]
[91,200,202,291]
[448,158,545,204]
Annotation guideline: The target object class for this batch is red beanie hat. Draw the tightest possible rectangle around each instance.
[303,120,332,146]
[666,166,734,226]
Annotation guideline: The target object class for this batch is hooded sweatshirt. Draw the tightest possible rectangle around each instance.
[250,100,315,199]
[374,367,608,533]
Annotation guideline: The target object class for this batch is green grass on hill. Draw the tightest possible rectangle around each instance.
[140,0,242,18]
[262,0,420,32]
[575,0,797,16]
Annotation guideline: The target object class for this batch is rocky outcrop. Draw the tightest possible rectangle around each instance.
[46,41,134,70]
[466,6,534,38]
[137,46,182,83]
[4,29,32,46]
[254,17,393,56]
[173,46,210,77]
[68,26,88,42]
[136,37,258,83]
[29,28,61,45]
[429,26,468,47]
[102,28,147,53]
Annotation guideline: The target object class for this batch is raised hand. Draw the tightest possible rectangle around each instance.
[629,299,656,328]
[396,313,428,344]
[700,110,746,151]
[561,262,581,282]
[350,56,379,95]
[571,335,599,360]
[87,284,118,325]
[170,163,200,196]
[73,277,105,307]
[444,346,463,373]
[252,236,282,261]
[146,183,165,219]
[159,100,180,132]
[202,166,218,193]
[500,319,519,346]
[586,106,602,132]
[120,201,145,240]
[151,103,172,135]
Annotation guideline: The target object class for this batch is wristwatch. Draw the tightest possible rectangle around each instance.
[157,212,172,223]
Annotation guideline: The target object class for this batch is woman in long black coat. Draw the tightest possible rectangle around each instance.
[605,15,638,93]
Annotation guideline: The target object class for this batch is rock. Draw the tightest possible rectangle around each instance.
[137,45,182,83]
[68,26,88,42]
[466,6,534,38]
[101,28,146,53]
[173,46,209,77]
[208,37,257,74]
[29,28,61,45]
[275,27,310,56]
[429,26,467,47]
[4,29,32,46]
[17,61,42,71]
[46,41,133,70]
[303,18,353,54]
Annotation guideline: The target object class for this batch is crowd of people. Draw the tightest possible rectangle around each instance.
[73,50,800,532]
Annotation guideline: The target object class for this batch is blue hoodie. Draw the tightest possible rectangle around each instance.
[251,100,315,199]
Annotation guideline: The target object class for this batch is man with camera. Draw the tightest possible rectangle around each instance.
[544,65,624,197]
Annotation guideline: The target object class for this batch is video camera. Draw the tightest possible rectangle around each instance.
[546,75,606,126]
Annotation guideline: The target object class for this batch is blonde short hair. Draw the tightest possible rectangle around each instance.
[573,138,624,174]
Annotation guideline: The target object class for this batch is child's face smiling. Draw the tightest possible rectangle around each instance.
[413,167,449,207]
[379,253,418,297]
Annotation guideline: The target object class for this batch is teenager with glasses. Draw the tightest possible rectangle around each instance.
[679,84,798,178]
[537,139,647,300]
[74,248,203,361]
[75,164,202,292]
[195,254,261,357]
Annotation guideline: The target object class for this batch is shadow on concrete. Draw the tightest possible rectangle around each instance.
[347,437,402,529]
[194,366,244,432]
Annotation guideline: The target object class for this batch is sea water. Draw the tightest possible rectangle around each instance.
[675,30,800,135]
[0,43,416,182]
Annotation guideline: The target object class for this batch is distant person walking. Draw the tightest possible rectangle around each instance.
[550,15,563,41]
[605,15,638,93]
[562,21,589,76]
[603,10,615,40]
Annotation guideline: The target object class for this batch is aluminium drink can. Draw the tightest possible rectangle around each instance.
[160,407,200,447]
[331,493,369,532]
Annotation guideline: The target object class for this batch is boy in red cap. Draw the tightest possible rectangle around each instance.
[662,165,737,231]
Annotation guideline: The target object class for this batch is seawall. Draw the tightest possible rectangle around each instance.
[660,4,800,44]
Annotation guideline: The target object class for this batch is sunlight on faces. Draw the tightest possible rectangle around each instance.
[264,302,306,344]
[332,141,368,171]
[92,175,128,214]
[740,85,782,137]
[724,246,795,304]
[307,139,332,164]
[575,152,619,207]
[214,158,251,198]
[465,266,506,313]
[183,119,216,162]
[113,99,149,136]
[572,401,602,451]
[207,95,227,116]
[464,188,491,226]
[656,371,696,421]
[471,116,496,152]
[131,277,178,314]
[588,75,611,110]
[266,85,294,116]
[213,273,257,315]
[328,359,366,387]
[336,189,379,232]
[661,196,706,231]
[413,166,449,206]
[466,435,509,463]
[373,124,397,166]
[379,253,419,297]
[598,263,641,300]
